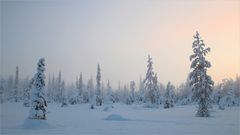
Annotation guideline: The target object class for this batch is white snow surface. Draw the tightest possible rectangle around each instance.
[21,118,54,129]
[0,103,239,135]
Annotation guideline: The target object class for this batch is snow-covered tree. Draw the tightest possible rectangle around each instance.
[114,81,121,102]
[87,77,94,102]
[105,80,115,103]
[6,76,14,101]
[78,73,83,98]
[105,80,111,99]
[78,74,90,104]
[51,74,56,101]
[0,84,4,103]
[153,74,161,104]
[55,71,62,102]
[23,78,34,107]
[51,71,67,103]
[109,81,121,103]
[144,55,158,104]
[101,81,105,101]
[189,31,214,117]
[128,81,136,104]
[76,73,85,103]
[14,66,19,102]
[96,64,102,106]
[175,79,193,105]
[122,84,130,104]
[234,75,240,97]
[138,76,145,102]
[76,76,79,90]
[164,82,174,108]
[59,80,65,103]
[215,78,239,109]
[29,58,47,120]
[60,81,68,107]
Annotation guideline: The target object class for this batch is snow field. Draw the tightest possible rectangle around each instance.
[0,103,239,135]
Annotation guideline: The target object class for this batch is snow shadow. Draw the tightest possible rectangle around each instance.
[17,118,55,129]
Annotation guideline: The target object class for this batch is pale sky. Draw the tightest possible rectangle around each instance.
[1,0,240,88]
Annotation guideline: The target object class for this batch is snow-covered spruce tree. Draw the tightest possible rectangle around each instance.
[0,77,5,103]
[235,75,240,97]
[189,31,214,117]
[14,66,19,102]
[61,81,68,107]
[105,80,115,103]
[164,82,174,109]
[59,80,65,103]
[79,73,83,95]
[122,84,130,104]
[87,77,94,102]
[0,85,4,103]
[144,55,158,104]
[96,64,102,106]
[29,58,47,120]
[76,76,79,90]
[105,80,111,102]
[113,81,121,103]
[6,76,14,101]
[80,76,90,104]
[129,81,136,104]
[101,81,105,101]
[217,79,236,109]
[78,73,84,103]
[153,74,160,104]
[138,76,145,102]
[56,71,62,103]
[51,74,56,102]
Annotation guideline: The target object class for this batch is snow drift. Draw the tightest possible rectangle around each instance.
[105,114,129,121]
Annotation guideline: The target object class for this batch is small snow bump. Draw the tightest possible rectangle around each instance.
[105,114,128,121]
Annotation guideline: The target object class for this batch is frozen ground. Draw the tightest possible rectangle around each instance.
[0,103,239,135]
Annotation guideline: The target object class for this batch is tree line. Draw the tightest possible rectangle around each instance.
[0,32,239,119]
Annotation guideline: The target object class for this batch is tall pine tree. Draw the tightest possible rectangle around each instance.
[96,64,102,106]
[14,66,19,102]
[56,71,62,103]
[129,81,136,103]
[144,55,158,104]
[78,72,84,102]
[138,76,145,102]
[189,31,214,117]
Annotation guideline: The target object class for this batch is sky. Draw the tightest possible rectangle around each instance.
[1,0,240,88]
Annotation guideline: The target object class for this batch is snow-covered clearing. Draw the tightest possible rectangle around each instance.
[1,103,239,135]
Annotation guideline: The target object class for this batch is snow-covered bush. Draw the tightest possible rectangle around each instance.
[164,82,174,108]
[213,78,240,109]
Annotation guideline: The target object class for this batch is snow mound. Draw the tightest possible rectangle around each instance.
[21,118,54,129]
[105,114,128,121]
